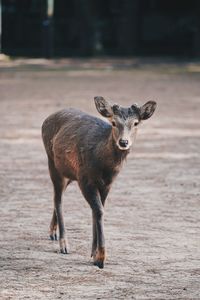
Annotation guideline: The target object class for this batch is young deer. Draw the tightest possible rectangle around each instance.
[42,97,156,268]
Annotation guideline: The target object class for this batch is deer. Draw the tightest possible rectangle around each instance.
[41,96,156,268]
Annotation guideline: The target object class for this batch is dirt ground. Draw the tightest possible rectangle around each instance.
[0,58,200,300]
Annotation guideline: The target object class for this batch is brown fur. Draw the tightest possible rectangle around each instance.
[42,97,156,268]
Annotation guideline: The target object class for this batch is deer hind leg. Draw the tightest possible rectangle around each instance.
[48,157,69,254]
[50,209,58,240]
[91,212,97,258]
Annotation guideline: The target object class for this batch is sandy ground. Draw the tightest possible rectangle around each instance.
[0,58,200,299]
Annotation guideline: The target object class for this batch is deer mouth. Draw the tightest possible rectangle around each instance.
[118,146,130,151]
[117,143,131,151]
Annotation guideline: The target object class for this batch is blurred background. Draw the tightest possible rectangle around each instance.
[1,0,200,58]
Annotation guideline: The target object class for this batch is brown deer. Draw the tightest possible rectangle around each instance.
[42,97,156,268]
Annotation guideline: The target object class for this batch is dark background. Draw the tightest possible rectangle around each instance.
[2,0,200,58]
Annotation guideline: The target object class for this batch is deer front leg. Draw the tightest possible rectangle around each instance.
[90,185,110,262]
[79,181,106,268]
[93,207,105,269]
[91,210,106,269]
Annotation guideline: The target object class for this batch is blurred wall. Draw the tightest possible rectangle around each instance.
[1,0,200,57]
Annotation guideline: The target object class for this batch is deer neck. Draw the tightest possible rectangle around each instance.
[103,129,129,167]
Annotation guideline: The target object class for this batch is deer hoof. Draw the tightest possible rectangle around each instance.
[49,226,57,241]
[93,247,105,269]
[94,260,104,269]
[49,233,57,241]
[60,247,68,254]
[59,238,69,254]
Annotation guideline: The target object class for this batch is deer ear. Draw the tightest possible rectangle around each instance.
[94,96,113,117]
[140,101,157,120]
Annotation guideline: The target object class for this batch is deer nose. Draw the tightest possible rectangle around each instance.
[119,139,129,148]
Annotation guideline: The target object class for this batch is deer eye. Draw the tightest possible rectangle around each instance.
[134,121,139,127]
[112,121,116,127]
